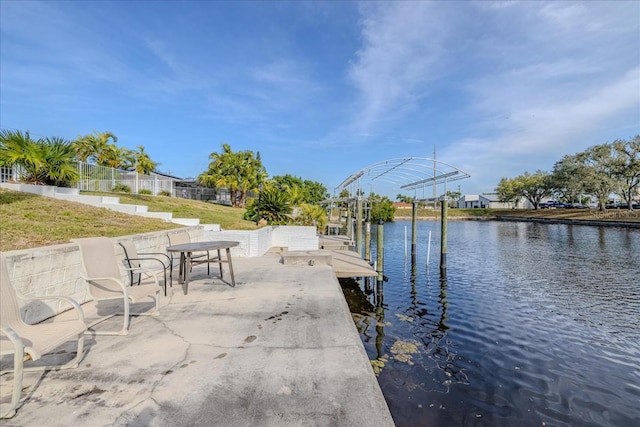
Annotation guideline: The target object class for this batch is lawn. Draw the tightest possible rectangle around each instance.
[0,189,257,251]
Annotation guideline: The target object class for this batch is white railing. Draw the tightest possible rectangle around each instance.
[75,162,174,195]
[1,163,176,196]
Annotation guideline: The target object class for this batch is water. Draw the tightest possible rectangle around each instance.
[340,220,640,427]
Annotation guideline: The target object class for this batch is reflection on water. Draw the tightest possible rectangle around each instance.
[340,221,640,427]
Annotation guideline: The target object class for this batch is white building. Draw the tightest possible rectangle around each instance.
[457,194,535,209]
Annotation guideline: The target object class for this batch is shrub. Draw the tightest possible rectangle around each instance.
[158,190,172,197]
[138,189,152,195]
[112,183,131,193]
[254,187,291,225]
[291,203,327,233]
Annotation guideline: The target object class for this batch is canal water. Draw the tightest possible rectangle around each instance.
[340,220,640,427]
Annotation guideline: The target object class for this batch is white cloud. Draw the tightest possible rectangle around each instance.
[348,2,450,132]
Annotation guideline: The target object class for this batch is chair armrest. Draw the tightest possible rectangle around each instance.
[125,256,170,269]
[138,252,172,263]
[81,275,128,291]
[0,326,24,356]
[122,266,160,287]
[16,294,85,323]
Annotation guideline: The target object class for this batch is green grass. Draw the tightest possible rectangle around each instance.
[0,189,257,252]
[393,206,640,222]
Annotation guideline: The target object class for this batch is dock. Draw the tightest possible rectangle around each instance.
[279,236,377,278]
[0,253,393,426]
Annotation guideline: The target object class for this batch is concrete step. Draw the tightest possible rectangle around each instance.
[171,218,200,226]
[137,212,173,221]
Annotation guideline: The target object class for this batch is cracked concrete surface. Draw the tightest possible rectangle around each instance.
[0,253,394,426]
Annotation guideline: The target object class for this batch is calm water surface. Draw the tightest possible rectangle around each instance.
[340,220,640,427]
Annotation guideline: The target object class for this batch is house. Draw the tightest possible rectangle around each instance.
[457,194,494,208]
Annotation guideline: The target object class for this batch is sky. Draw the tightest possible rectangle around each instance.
[1,1,639,197]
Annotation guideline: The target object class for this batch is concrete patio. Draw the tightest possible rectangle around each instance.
[0,252,394,426]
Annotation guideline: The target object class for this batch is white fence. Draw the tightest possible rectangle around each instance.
[1,163,175,196]
[75,162,174,195]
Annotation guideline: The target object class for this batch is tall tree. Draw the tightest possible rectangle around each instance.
[98,144,135,169]
[72,131,118,163]
[270,174,328,205]
[133,145,158,174]
[198,143,266,208]
[575,144,617,211]
[496,170,552,209]
[610,136,640,209]
[551,154,589,203]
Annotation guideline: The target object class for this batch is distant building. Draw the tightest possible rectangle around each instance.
[457,194,493,208]
[392,202,413,209]
[457,193,534,209]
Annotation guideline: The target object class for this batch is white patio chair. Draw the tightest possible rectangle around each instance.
[72,237,160,336]
[0,253,86,419]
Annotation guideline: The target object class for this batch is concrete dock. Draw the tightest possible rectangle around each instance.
[0,252,394,426]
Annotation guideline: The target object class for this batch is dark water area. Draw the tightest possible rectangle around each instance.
[340,220,640,427]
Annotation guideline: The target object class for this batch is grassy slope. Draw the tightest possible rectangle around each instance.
[0,189,257,252]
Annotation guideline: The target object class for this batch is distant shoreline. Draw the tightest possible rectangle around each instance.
[393,210,640,229]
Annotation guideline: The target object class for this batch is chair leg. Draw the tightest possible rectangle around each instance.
[0,340,24,419]
[163,269,168,296]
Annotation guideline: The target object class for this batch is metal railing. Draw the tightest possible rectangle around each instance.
[75,162,174,195]
[1,163,236,203]
[1,163,175,196]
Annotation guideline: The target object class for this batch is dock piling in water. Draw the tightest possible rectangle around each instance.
[440,198,448,276]
[376,219,384,279]
[411,199,418,264]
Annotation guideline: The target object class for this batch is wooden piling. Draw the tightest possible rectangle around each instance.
[440,199,448,275]
[364,219,371,262]
[376,220,384,278]
[356,197,363,256]
[411,199,418,263]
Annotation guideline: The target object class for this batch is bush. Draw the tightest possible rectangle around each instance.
[158,190,172,197]
[138,189,152,195]
[112,184,131,193]
[291,203,327,233]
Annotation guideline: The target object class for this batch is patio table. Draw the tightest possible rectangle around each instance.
[166,241,239,294]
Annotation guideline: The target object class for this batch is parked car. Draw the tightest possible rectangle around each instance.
[565,203,588,209]
[545,201,566,208]
[605,202,637,209]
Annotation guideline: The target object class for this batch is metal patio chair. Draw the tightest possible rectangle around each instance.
[167,230,211,275]
[118,241,172,296]
[0,253,86,419]
[72,237,160,336]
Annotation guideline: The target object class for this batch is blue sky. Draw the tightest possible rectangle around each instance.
[1,1,639,197]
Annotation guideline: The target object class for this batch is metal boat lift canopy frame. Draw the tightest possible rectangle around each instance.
[335,157,470,198]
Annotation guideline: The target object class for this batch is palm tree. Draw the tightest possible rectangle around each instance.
[0,129,42,182]
[255,187,292,224]
[72,131,118,163]
[199,143,267,208]
[0,129,78,186]
[99,144,135,169]
[36,137,79,186]
[134,145,158,174]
